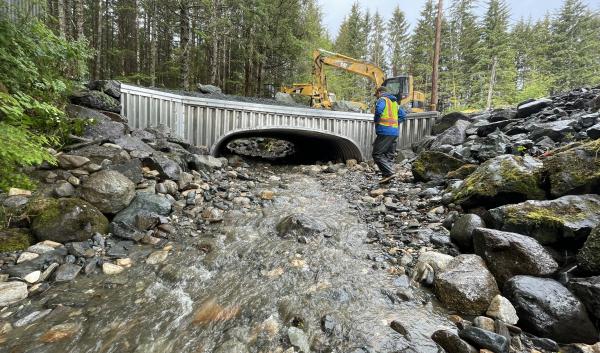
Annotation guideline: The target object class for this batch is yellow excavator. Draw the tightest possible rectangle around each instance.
[282,49,426,113]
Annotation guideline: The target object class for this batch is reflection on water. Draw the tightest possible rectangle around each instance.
[2,174,452,353]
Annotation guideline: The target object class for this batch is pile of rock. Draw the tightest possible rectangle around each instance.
[0,80,270,310]
[409,86,600,350]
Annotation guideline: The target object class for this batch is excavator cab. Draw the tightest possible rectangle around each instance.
[382,75,426,113]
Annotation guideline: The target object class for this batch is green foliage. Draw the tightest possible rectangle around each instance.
[0,6,90,191]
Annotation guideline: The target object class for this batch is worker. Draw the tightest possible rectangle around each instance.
[372,86,406,184]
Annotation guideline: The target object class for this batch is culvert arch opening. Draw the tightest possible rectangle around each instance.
[210,128,364,164]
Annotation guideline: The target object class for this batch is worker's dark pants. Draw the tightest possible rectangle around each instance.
[372,134,398,177]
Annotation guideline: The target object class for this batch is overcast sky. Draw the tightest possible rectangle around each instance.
[320,0,600,38]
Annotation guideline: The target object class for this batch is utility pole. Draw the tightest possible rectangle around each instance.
[430,0,443,111]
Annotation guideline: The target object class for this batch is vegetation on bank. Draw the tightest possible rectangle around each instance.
[0,4,89,191]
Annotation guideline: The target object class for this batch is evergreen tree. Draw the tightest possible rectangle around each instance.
[369,11,387,72]
[409,0,436,94]
[387,6,410,76]
[550,0,600,92]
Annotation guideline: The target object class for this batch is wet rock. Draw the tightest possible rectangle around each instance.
[0,281,28,306]
[73,144,130,165]
[412,151,466,182]
[102,262,124,275]
[143,153,182,181]
[504,276,598,344]
[39,322,81,343]
[473,316,496,332]
[515,98,552,119]
[14,309,52,327]
[568,276,600,322]
[473,228,558,285]
[79,170,135,214]
[146,250,169,264]
[471,130,511,162]
[31,198,109,243]
[70,89,121,113]
[110,221,145,241]
[54,264,82,282]
[452,155,545,209]
[66,241,94,258]
[529,120,577,142]
[113,193,173,226]
[543,139,600,197]
[17,251,39,263]
[434,255,500,315]
[431,329,478,353]
[23,270,41,283]
[450,214,485,251]
[577,225,600,274]
[489,194,600,245]
[201,207,224,223]
[486,295,519,325]
[476,120,516,137]
[276,213,329,239]
[87,80,121,98]
[0,228,31,252]
[458,326,509,353]
[446,164,478,180]
[288,326,310,353]
[432,112,471,135]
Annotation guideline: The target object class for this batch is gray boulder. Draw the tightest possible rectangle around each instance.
[489,194,600,245]
[79,170,135,214]
[113,135,155,153]
[471,130,511,162]
[106,158,144,184]
[450,214,485,251]
[434,255,500,315]
[70,89,121,113]
[87,80,121,99]
[113,193,173,226]
[431,120,471,148]
[72,144,130,165]
[31,198,109,243]
[543,139,600,197]
[568,276,600,323]
[529,120,577,142]
[187,154,223,171]
[67,103,127,140]
[274,92,296,105]
[458,326,509,353]
[577,225,600,274]
[143,153,182,181]
[276,213,329,240]
[0,281,28,306]
[587,124,600,139]
[504,276,598,344]
[452,155,545,208]
[431,330,478,353]
[412,151,466,182]
[515,98,552,119]
[432,112,470,135]
[473,228,558,285]
[197,84,222,94]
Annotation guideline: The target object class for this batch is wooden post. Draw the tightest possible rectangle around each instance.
[430,0,443,111]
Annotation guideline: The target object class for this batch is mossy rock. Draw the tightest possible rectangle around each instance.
[489,194,600,246]
[0,228,31,252]
[446,164,478,180]
[412,151,466,182]
[30,198,109,243]
[577,225,600,274]
[70,89,121,113]
[543,139,600,198]
[452,155,546,208]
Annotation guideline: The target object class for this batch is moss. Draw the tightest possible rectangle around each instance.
[412,151,465,182]
[543,139,600,197]
[446,164,478,179]
[0,228,31,252]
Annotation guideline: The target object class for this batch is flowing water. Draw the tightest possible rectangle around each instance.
[2,172,452,353]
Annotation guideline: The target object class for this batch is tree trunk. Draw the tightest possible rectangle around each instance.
[94,0,102,79]
[180,0,190,90]
[150,1,157,87]
[209,0,218,85]
[75,0,84,40]
[486,56,498,110]
[58,0,67,37]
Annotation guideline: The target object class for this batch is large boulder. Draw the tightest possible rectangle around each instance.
[66,104,127,141]
[587,124,600,139]
[450,214,486,251]
[434,255,500,315]
[470,130,511,162]
[113,135,155,153]
[30,198,109,243]
[412,151,466,182]
[187,154,223,171]
[113,193,173,226]
[543,139,600,197]
[577,225,600,274]
[452,155,545,208]
[529,120,577,142]
[504,276,598,344]
[276,213,329,239]
[72,144,130,165]
[515,98,552,119]
[79,170,135,214]
[70,90,121,113]
[143,153,182,181]
[489,194,600,245]
[0,228,31,252]
[106,158,144,184]
[431,120,471,148]
[0,281,28,306]
[274,92,296,105]
[432,112,470,135]
[197,84,222,95]
[86,80,121,99]
[568,276,600,323]
[473,228,558,285]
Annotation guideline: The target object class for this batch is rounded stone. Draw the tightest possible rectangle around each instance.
[79,170,135,214]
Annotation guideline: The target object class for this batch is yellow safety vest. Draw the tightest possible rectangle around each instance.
[378,97,399,128]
